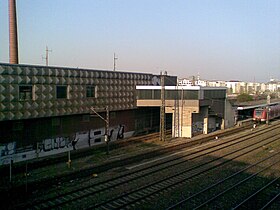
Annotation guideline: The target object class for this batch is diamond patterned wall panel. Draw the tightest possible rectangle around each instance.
[0,63,157,121]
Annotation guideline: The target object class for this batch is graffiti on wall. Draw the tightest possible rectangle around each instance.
[0,124,130,165]
[38,137,72,152]
[0,142,16,158]
[72,124,125,150]
[192,122,203,134]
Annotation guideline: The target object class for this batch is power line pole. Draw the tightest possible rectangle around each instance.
[173,83,179,137]
[42,46,52,66]
[266,95,271,125]
[113,53,118,71]
[160,71,166,141]
[105,106,110,154]
[90,106,110,154]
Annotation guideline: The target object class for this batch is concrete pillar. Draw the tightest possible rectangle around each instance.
[221,119,226,130]
[202,107,209,134]
[181,107,192,138]
[170,107,177,138]
[172,108,178,138]
[169,101,199,139]
[171,106,193,138]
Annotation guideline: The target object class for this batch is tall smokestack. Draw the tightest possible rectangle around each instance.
[9,0,19,64]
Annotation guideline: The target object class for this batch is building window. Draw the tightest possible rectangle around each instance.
[95,138,101,143]
[86,86,96,98]
[56,86,67,99]
[94,130,102,136]
[19,85,33,101]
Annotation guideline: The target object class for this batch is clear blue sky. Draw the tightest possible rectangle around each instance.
[0,0,279,82]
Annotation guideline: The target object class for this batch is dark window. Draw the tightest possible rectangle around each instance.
[204,90,226,99]
[19,85,33,101]
[94,131,102,136]
[137,90,152,99]
[86,86,96,98]
[56,86,67,99]
[165,90,178,100]
[255,109,264,117]
[94,138,101,143]
[153,90,161,99]
[183,90,199,99]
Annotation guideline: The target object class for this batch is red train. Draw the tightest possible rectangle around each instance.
[253,104,280,122]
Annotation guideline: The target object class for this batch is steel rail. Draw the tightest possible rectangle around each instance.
[87,135,280,209]
[260,191,280,210]
[232,177,280,209]
[28,125,280,209]
[192,158,280,209]
[167,152,280,210]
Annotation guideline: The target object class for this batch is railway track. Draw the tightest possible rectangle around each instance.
[1,123,249,178]
[2,124,251,195]
[0,130,171,176]
[232,176,280,209]
[18,122,280,209]
[167,152,280,209]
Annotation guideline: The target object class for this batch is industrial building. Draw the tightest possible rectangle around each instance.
[136,85,234,138]
[0,63,176,164]
[0,63,233,165]
[0,1,236,165]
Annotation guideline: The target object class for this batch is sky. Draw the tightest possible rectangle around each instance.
[0,0,279,82]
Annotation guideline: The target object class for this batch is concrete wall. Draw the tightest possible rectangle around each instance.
[224,99,235,128]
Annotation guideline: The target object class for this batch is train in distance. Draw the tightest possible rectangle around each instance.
[253,104,280,122]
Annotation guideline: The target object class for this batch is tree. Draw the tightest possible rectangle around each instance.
[237,93,253,102]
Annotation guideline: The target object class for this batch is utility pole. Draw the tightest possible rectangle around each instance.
[266,95,271,125]
[105,106,109,154]
[42,46,52,66]
[160,71,166,141]
[113,53,118,71]
[90,106,110,154]
[180,86,184,137]
[173,83,179,137]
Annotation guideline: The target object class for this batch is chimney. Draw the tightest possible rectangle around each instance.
[9,0,19,64]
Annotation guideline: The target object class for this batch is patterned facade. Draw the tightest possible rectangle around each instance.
[0,63,155,121]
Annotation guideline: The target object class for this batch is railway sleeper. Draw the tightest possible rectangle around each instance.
[111,200,125,207]
[93,185,106,192]
[149,185,162,192]
[113,198,127,205]
[64,194,75,201]
[127,194,140,201]
[39,202,50,209]
[46,200,57,207]
[82,189,93,195]
[102,202,119,209]
[56,196,69,203]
